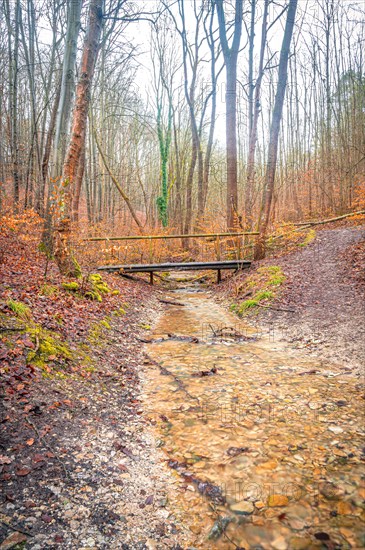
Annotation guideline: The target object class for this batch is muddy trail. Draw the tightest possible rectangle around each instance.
[245,227,365,373]
[143,284,364,549]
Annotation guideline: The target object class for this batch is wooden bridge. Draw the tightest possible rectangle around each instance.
[98,259,252,284]
[89,231,258,284]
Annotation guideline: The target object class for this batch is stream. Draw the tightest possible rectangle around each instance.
[143,284,364,549]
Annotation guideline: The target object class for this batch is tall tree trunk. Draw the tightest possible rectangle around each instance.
[54,0,103,276]
[41,81,61,203]
[254,0,298,260]
[4,0,21,211]
[245,0,268,228]
[51,0,83,179]
[215,0,243,231]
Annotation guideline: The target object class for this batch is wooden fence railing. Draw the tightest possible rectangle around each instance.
[81,231,259,265]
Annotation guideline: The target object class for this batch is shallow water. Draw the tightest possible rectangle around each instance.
[143,288,364,549]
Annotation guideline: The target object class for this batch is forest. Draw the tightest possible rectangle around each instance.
[0,0,364,269]
[0,1,365,549]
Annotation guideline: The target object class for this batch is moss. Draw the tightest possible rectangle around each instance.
[299,229,316,247]
[40,284,58,297]
[0,311,25,331]
[84,273,112,302]
[84,366,96,373]
[112,307,127,316]
[89,273,111,292]
[255,290,274,301]
[266,265,282,274]
[53,313,64,326]
[85,290,102,302]
[72,256,82,279]
[111,290,120,296]
[233,265,285,315]
[237,290,273,315]
[62,282,80,291]
[27,326,72,368]
[139,323,151,330]
[267,272,286,286]
[7,299,31,320]
[88,317,112,345]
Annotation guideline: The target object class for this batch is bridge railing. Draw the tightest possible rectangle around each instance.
[79,231,259,266]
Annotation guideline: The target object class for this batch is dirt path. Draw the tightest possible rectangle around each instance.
[252,227,365,374]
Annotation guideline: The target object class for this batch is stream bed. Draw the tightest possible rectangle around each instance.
[143,287,364,549]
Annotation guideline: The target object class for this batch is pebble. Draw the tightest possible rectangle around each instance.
[267,495,289,507]
[230,501,255,515]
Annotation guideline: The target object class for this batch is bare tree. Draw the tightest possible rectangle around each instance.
[54,0,103,276]
[255,0,298,259]
[215,0,243,230]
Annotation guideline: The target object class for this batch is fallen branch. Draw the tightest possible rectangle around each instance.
[145,354,199,402]
[192,366,217,377]
[271,209,365,242]
[0,520,33,537]
[141,334,200,344]
[210,325,255,340]
[298,369,318,375]
[167,459,225,504]
[158,298,185,306]
[294,209,365,227]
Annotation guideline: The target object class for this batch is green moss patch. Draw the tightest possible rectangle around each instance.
[232,265,286,316]
[85,273,112,302]
[27,326,72,368]
[40,284,58,296]
[7,299,32,320]
[60,273,117,303]
[299,229,316,247]
[88,317,112,345]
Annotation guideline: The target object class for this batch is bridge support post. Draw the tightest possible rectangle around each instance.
[217,269,221,284]
[150,272,154,285]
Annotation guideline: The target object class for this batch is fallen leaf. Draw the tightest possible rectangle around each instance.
[33,454,46,463]
[16,466,31,476]
[26,438,34,446]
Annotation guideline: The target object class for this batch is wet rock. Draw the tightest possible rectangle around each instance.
[289,536,314,549]
[230,501,254,515]
[267,495,289,507]
[207,516,232,540]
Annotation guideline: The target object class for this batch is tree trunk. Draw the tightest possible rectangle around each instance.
[54,0,103,276]
[4,0,21,211]
[245,0,268,228]
[226,57,239,230]
[254,0,298,260]
[71,141,85,222]
[215,0,243,231]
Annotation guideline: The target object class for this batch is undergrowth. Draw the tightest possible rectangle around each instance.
[231,265,286,316]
